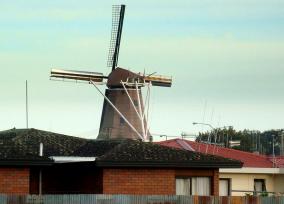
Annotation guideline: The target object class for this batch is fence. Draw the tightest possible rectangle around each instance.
[0,194,284,204]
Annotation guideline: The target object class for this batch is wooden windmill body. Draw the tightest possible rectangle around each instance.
[50,5,172,141]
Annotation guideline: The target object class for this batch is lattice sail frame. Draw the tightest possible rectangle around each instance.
[107,5,125,71]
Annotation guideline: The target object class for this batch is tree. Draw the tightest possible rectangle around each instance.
[195,128,284,156]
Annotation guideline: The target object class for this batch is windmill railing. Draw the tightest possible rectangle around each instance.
[141,74,172,87]
[120,75,172,87]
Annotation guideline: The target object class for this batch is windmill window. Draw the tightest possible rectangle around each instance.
[120,117,125,125]
[133,100,138,106]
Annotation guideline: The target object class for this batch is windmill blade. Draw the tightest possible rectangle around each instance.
[50,68,106,82]
[107,5,126,71]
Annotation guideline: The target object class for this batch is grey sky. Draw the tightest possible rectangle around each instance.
[0,0,284,139]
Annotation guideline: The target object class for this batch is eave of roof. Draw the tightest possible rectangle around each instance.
[220,167,284,174]
[0,159,53,166]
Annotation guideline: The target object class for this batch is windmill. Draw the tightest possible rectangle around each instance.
[50,5,172,141]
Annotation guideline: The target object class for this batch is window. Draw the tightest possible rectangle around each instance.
[219,178,231,196]
[119,117,125,125]
[254,179,266,195]
[176,177,211,196]
[176,178,191,195]
[133,100,138,106]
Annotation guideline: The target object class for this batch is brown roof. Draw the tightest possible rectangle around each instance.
[0,128,242,168]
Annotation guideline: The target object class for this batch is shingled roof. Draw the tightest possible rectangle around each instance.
[96,140,242,167]
[0,128,242,168]
[0,128,88,166]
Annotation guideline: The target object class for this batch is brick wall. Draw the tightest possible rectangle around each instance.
[103,168,219,195]
[103,168,175,195]
[0,168,29,194]
[213,169,219,196]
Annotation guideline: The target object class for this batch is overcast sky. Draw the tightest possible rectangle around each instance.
[0,0,283,139]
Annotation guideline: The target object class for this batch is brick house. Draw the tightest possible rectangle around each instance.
[0,129,241,195]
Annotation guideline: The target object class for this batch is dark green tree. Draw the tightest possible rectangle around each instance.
[196,128,284,156]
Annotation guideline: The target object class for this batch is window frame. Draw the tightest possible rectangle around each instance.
[219,178,231,196]
[133,99,138,107]
[254,179,266,195]
[175,176,211,196]
[119,117,125,126]
[176,176,192,195]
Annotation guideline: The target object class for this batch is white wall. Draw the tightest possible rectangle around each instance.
[220,173,275,196]
[273,175,284,194]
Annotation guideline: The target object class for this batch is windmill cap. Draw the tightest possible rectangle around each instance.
[107,67,142,88]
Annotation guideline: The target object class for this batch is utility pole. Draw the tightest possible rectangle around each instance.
[26,80,29,129]
[272,134,275,167]
[226,131,229,148]
[255,132,257,151]
[258,132,260,152]
[281,131,284,156]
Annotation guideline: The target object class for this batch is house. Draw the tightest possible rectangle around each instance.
[0,128,241,195]
[158,139,284,196]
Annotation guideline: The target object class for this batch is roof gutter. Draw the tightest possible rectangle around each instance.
[96,161,242,168]
[0,159,53,166]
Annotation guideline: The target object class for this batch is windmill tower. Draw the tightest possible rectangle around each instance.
[50,5,172,141]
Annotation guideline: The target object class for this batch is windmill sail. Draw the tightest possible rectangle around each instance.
[107,5,125,71]
[51,68,105,82]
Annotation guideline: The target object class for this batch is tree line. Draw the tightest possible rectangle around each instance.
[196,127,284,156]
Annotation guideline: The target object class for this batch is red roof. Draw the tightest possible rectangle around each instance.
[157,139,276,168]
[267,156,284,168]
